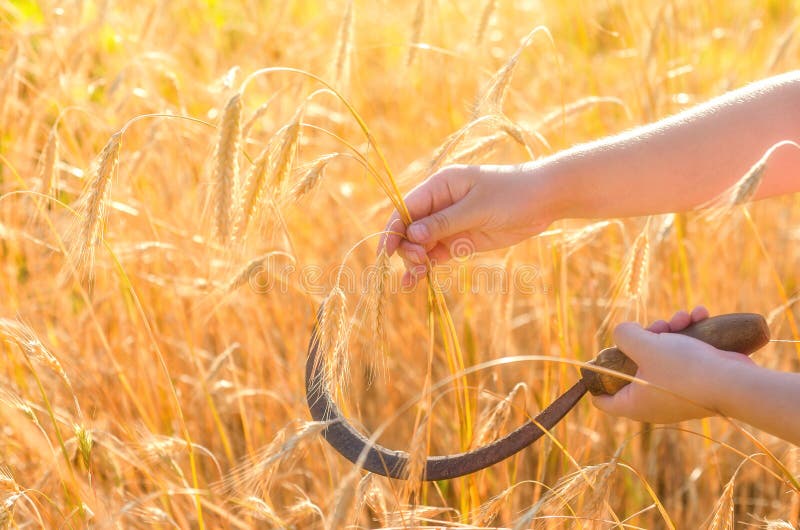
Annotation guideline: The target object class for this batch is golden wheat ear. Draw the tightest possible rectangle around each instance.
[209,92,243,244]
[62,131,122,288]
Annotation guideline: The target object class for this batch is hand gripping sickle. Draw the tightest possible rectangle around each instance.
[305,312,769,480]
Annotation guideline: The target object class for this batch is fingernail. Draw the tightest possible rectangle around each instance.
[408,223,429,243]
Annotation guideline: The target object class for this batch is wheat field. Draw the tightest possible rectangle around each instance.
[1,0,799,528]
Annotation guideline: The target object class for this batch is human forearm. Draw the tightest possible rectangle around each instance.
[713,360,800,446]
[525,71,800,220]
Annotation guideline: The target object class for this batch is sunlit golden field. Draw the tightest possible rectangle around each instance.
[1,0,800,528]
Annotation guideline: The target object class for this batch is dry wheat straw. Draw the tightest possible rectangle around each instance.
[472,26,552,119]
[326,468,359,530]
[449,132,505,164]
[287,498,324,526]
[700,140,800,221]
[69,131,122,280]
[332,1,355,92]
[235,143,271,239]
[513,462,616,529]
[238,496,286,525]
[400,420,428,502]
[406,0,426,67]
[765,22,797,73]
[222,253,270,293]
[314,287,350,395]
[210,93,243,242]
[221,421,326,496]
[384,505,455,527]
[757,519,795,529]
[0,45,18,123]
[361,249,391,381]
[624,229,650,299]
[288,153,338,201]
[270,105,304,197]
[562,220,614,256]
[655,213,676,245]
[241,92,281,141]
[0,468,22,530]
[37,128,59,201]
[0,319,72,394]
[472,382,526,448]
[704,473,735,530]
[73,424,93,470]
[471,484,517,526]
[474,0,498,46]
[427,114,499,174]
[532,96,628,132]
[364,479,391,526]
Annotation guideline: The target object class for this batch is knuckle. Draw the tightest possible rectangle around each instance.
[429,212,450,234]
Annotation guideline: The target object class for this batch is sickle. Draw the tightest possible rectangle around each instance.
[306,309,769,480]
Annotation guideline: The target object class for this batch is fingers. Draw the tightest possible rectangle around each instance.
[398,241,427,265]
[590,386,644,421]
[668,310,691,331]
[398,242,466,288]
[645,306,711,334]
[647,319,670,333]
[690,305,709,322]
[612,322,655,364]
[405,197,482,248]
[381,166,476,257]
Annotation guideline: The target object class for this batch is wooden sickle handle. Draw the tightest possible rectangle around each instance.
[580,313,770,396]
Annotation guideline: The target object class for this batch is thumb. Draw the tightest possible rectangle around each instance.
[612,322,657,364]
[406,199,481,246]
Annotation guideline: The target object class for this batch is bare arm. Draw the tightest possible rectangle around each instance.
[713,359,800,445]
[536,70,800,219]
[383,71,800,283]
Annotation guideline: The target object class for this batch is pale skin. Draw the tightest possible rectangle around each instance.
[380,70,800,445]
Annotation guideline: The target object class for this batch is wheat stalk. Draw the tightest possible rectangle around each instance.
[331,0,355,92]
[406,0,426,67]
[325,469,359,530]
[474,0,498,46]
[210,92,243,243]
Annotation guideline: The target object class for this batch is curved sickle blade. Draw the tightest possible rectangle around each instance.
[306,303,588,481]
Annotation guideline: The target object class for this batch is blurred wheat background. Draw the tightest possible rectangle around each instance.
[1,0,799,528]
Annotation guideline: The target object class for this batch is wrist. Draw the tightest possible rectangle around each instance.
[519,156,585,222]
[706,355,758,417]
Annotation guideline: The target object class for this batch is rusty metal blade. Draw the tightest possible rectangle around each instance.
[306,303,588,480]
